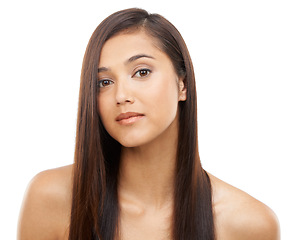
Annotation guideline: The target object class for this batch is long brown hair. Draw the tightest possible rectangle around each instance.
[69,8,215,240]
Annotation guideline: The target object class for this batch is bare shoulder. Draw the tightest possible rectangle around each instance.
[17,164,73,240]
[208,173,280,240]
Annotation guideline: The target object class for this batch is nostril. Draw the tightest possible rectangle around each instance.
[116,97,134,105]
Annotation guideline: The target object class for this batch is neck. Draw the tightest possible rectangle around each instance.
[118,117,179,210]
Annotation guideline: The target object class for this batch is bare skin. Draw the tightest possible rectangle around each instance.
[18,31,280,239]
[17,165,280,240]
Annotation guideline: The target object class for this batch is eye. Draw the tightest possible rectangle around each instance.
[133,69,151,78]
[97,79,114,88]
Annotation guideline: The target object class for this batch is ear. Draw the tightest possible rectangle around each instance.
[178,77,187,101]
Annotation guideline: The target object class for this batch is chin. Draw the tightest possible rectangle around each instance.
[117,138,147,148]
[116,132,157,148]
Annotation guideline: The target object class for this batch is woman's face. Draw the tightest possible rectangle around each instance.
[97,30,186,147]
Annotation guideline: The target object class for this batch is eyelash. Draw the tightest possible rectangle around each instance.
[97,68,152,88]
[133,68,151,78]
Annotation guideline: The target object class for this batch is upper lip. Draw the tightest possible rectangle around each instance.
[115,112,144,121]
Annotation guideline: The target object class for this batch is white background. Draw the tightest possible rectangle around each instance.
[0,0,295,239]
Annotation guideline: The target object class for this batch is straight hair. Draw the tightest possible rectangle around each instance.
[69,8,215,240]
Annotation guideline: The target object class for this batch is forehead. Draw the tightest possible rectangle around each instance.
[98,30,165,67]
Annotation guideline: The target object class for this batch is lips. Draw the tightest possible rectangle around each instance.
[115,112,145,121]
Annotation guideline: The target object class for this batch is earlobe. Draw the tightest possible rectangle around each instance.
[178,78,187,101]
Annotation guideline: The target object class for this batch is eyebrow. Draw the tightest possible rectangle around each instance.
[98,67,109,73]
[98,54,155,73]
[125,54,155,64]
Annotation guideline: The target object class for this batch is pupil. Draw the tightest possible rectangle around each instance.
[103,80,108,86]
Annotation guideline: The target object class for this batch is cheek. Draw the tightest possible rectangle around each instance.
[147,77,179,122]
[97,95,112,128]
[97,95,103,117]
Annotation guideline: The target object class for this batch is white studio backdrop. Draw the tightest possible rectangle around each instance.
[0,0,295,239]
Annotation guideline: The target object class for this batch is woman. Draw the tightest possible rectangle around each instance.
[17,8,280,240]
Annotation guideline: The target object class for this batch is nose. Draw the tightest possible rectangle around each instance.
[115,80,134,105]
